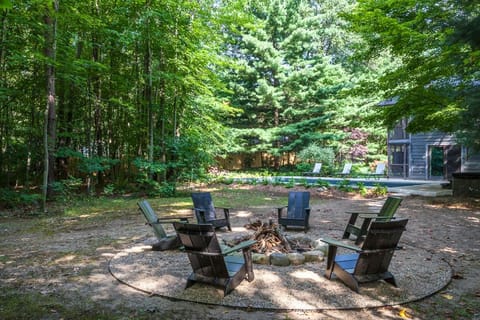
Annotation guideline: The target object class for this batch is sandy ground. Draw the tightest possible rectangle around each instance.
[1,186,479,319]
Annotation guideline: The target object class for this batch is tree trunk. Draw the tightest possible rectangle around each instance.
[92,0,104,195]
[158,51,167,183]
[144,1,154,179]
[0,11,8,185]
[42,0,58,211]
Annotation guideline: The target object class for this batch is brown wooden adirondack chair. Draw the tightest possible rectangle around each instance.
[173,222,256,296]
[342,196,403,244]
[277,191,311,231]
[191,192,232,231]
[322,218,408,292]
[137,200,189,251]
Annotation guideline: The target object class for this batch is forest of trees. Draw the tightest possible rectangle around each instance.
[0,0,478,205]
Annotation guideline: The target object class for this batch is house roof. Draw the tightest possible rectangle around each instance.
[378,96,399,106]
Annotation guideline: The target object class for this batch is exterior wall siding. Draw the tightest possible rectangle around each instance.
[464,149,480,172]
[409,132,458,179]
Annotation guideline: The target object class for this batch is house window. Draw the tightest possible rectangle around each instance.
[389,119,409,141]
[466,148,480,161]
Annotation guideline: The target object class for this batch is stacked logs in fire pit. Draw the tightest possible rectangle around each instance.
[244,219,292,254]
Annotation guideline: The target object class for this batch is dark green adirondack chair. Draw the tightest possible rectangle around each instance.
[277,191,311,231]
[322,218,408,292]
[191,192,232,231]
[137,200,189,251]
[342,196,403,244]
[173,222,256,296]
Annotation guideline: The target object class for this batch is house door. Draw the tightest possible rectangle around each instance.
[429,145,461,180]
[389,144,409,178]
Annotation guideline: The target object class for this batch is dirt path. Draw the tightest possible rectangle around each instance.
[0,189,479,319]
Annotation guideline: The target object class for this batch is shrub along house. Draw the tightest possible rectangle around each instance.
[380,98,480,181]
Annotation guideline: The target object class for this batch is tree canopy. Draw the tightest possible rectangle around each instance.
[348,0,480,149]
[0,0,234,198]
[222,0,386,167]
[1,0,477,203]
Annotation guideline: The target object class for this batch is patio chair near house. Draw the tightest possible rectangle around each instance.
[191,192,232,231]
[137,199,189,251]
[303,163,322,176]
[337,163,353,176]
[342,196,403,244]
[367,162,386,178]
[321,218,409,292]
[277,191,311,232]
[173,222,256,296]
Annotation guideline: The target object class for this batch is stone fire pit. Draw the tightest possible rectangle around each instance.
[222,219,328,266]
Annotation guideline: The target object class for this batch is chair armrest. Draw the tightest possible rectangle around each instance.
[277,206,287,217]
[320,237,362,252]
[345,211,378,215]
[369,215,398,220]
[192,207,207,222]
[304,208,311,217]
[218,207,230,219]
[156,217,189,223]
[222,239,256,255]
[154,219,189,225]
[357,213,382,219]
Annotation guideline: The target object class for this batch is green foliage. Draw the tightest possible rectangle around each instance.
[133,157,179,197]
[315,179,330,188]
[299,178,311,188]
[220,177,235,185]
[348,0,480,149]
[0,188,41,209]
[298,144,335,174]
[456,87,480,151]
[271,177,283,186]
[337,179,354,192]
[50,176,83,202]
[222,0,381,164]
[0,289,127,319]
[133,158,166,177]
[135,178,176,197]
[355,182,368,196]
[371,183,388,197]
[295,162,312,173]
[103,184,115,196]
[298,144,335,164]
[284,177,295,188]
[0,0,232,198]
[0,0,12,9]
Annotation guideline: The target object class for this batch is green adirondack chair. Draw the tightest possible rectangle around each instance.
[138,199,189,251]
[342,196,403,244]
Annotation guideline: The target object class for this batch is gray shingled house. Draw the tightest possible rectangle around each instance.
[380,98,480,180]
